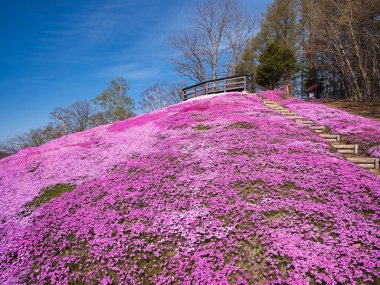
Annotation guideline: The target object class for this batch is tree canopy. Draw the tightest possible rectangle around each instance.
[94,78,135,122]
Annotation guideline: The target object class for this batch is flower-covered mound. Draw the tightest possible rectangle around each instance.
[259,90,380,158]
[1,93,380,284]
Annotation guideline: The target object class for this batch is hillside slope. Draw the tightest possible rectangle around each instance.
[1,93,379,284]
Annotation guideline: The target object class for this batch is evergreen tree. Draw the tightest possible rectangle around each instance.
[256,42,298,89]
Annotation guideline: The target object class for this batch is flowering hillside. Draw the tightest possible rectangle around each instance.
[1,93,380,284]
[260,90,380,158]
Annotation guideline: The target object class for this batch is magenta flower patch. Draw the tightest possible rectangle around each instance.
[0,93,379,284]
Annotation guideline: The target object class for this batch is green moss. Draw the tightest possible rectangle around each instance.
[193,124,212,130]
[21,183,76,216]
[361,209,375,217]
[282,182,296,190]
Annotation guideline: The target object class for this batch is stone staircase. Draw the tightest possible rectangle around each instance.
[262,98,380,175]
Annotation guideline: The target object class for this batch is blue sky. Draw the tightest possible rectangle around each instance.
[0,0,271,141]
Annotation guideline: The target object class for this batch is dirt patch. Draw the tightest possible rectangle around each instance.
[321,100,380,121]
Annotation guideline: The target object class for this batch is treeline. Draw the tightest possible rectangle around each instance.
[0,79,182,155]
[171,0,380,101]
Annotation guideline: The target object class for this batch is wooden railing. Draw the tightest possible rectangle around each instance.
[182,75,247,101]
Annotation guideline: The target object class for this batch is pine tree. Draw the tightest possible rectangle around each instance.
[256,42,298,89]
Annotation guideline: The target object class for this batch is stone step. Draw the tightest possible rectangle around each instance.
[314,129,324,133]
[332,144,358,150]
[310,126,325,130]
[347,158,379,169]
[337,149,357,154]
[297,120,313,125]
[320,134,340,141]
[358,164,378,169]
[284,113,298,117]
[291,116,304,120]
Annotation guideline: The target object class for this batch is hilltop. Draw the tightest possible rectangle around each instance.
[1,92,379,284]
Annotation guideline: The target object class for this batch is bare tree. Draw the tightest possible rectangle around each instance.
[0,123,63,154]
[170,0,254,82]
[51,101,94,134]
[302,0,380,101]
[0,138,21,154]
[225,8,256,75]
[196,0,232,80]
[170,32,207,82]
[139,82,184,113]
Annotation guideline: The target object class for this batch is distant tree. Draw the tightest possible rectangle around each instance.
[0,138,20,154]
[51,101,95,135]
[170,0,254,82]
[0,78,135,153]
[94,78,135,122]
[256,42,298,89]
[0,123,63,154]
[0,151,10,159]
[139,82,184,112]
[89,112,108,128]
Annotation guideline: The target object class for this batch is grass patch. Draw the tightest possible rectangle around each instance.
[228,237,269,284]
[21,183,76,216]
[360,209,376,217]
[226,148,254,157]
[262,209,290,220]
[193,124,212,131]
[282,182,296,190]
[226,122,255,129]
[234,179,267,201]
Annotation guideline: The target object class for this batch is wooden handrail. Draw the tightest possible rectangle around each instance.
[182,75,247,101]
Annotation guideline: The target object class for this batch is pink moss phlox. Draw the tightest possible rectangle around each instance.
[1,92,379,284]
